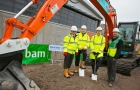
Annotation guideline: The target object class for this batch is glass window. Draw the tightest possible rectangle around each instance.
[0,0,99,33]
[61,7,69,14]
[0,0,14,12]
[87,18,92,23]
[82,16,87,21]
[119,24,136,42]
[68,9,75,16]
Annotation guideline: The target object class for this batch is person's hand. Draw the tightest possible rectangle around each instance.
[63,52,67,56]
[92,52,97,55]
[80,48,85,50]
[96,52,100,56]
[92,52,100,56]
[76,52,78,56]
[82,48,86,50]
[83,46,87,50]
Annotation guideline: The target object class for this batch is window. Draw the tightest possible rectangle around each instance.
[119,24,136,42]
[0,0,99,33]
[51,7,99,32]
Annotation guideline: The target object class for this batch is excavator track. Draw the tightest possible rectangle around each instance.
[85,54,140,76]
[0,52,40,90]
[116,55,140,76]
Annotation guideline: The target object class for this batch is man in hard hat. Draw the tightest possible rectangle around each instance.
[90,27,105,75]
[74,25,90,73]
[63,25,79,78]
[107,28,123,87]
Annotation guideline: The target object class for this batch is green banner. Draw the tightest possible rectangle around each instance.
[22,44,51,64]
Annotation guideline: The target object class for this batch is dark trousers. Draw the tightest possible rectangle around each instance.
[64,53,74,69]
[91,57,102,74]
[75,50,87,66]
[107,56,117,83]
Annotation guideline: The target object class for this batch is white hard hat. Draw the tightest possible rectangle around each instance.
[113,28,119,32]
[96,27,102,31]
[81,25,87,29]
[71,25,77,31]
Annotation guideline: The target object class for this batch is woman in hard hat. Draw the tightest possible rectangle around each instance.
[90,27,105,75]
[63,25,79,78]
[74,25,90,73]
[107,28,123,87]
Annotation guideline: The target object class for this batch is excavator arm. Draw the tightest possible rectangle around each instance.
[90,0,117,37]
[0,0,116,54]
[0,0,67,44]
[0,0,116,90]
[90,0,117,49]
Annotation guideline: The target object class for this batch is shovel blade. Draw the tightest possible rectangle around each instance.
[91,74,97,81]
[79,68,85,77]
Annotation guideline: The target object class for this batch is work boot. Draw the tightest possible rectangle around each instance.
[80,61,86,69]
[64,69,70,78]
[74,66,79,73]
[68,68,74,76]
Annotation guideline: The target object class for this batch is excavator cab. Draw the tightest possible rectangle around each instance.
[116,22,140,76]
[118,22,140,57]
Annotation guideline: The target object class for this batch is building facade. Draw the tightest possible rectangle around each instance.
[0,0,103,61]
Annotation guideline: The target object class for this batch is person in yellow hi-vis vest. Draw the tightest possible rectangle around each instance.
[63,25,79,78]
[74,25,90,73]
[90,27,105,75]
[107,28,123,87]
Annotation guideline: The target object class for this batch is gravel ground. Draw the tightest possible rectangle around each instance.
[23,61,140,90]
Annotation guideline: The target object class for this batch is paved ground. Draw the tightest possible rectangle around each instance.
[23,62,140,90]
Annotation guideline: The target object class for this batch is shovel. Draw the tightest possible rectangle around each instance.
[79,50,85,77]
[91,53,98,81]
[79,68,85,77]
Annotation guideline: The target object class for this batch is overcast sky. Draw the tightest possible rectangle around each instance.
[109,0,140,22]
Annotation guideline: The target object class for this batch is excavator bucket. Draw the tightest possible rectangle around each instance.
[0,52,40,90]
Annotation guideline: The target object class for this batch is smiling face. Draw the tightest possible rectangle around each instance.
[113,32,119,38]
[80,28,86,33]
[96,30,102,35]
[71,30,77,35]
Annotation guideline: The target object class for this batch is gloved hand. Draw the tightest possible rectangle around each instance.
[96,52,100,56]
[92,52,100,56]
[76,52,78,56]
[92,51,97,55]
[63,52,67,56]
[80,47,85,50]
[81,48,86,50]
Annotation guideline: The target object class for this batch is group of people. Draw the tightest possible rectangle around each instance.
[63,25,123,87]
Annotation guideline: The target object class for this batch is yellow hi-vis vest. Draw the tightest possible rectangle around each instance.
[90,34,105,59]
[77,33,90,50]
[107,37,120,57]
[63,34,78,54]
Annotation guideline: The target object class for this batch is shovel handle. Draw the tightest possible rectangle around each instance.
[94,56,97,74]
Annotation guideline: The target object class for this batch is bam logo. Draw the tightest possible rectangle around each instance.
[25,49,45,58]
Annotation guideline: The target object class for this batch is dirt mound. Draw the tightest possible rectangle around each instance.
[23,62,140,90]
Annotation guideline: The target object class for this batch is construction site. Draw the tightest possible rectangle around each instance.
[0,0,140,90]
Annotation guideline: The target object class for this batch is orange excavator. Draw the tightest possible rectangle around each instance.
[0,0,68,89]
[90,0,140,76]
[0,0,137,89]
